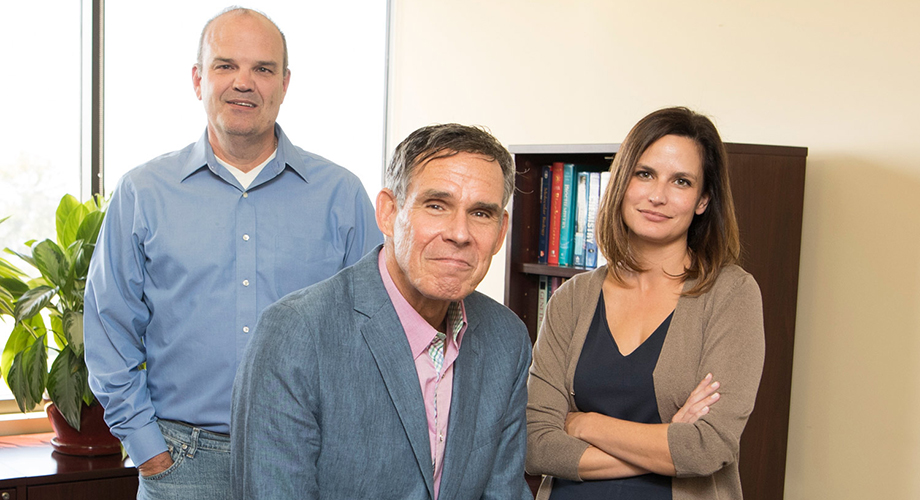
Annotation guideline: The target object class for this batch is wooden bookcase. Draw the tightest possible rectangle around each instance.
[505,143,807,500]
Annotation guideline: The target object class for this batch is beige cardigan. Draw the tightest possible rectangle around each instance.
[526,265,765,500]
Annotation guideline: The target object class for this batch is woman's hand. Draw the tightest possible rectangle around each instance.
[672,373,720,424]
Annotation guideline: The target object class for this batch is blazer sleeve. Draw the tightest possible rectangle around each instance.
[667,271,766,477]
[231,300,321,499]
[525,276,592,480]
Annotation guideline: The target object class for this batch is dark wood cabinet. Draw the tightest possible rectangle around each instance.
[0,433,137,500]
[505,143,807,500]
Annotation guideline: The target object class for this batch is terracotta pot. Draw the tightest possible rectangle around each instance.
[46,402,122,456]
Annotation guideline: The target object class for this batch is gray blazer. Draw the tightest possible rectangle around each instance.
[232,247,533,500]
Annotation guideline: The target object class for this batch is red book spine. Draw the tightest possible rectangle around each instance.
[548,162,564,266]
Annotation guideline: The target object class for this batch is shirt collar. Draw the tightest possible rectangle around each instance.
[178,123,310,185]
[377,248,466,358]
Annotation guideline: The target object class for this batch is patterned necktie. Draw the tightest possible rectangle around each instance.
[428,331,447,373]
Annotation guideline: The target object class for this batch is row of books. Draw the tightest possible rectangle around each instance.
[538,163,610,268]
[536,275,568,333]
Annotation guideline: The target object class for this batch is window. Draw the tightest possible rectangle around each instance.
[1,1,388,426]
[104,1,388,197]
[0,3,82,409]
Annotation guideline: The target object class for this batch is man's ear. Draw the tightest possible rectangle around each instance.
[282,69,291,96]
[192,65,203,100]
[493,210,509,256]
[375,189,397,237]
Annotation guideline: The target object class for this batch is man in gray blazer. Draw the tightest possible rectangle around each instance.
[232,123,533,499]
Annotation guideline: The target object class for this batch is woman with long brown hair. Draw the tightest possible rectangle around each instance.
[526,107,765,499]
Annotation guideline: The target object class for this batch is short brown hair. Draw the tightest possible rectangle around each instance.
[595,107,740,295]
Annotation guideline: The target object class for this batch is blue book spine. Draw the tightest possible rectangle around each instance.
[573,172,589,267]
[537,165,552,265]
[558,163,576,266]
[585,171,601,268]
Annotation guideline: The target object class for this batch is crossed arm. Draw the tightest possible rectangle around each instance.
[526,270,764,483]
[565,374,720,479]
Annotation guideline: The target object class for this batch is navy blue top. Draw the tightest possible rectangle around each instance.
[550,293,673,500]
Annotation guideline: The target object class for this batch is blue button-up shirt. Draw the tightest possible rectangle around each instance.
[84,125,382,466]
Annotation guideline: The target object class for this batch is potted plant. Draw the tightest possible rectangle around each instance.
[0,194,118,454]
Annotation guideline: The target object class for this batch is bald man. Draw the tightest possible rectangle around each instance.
[84,7,381,499]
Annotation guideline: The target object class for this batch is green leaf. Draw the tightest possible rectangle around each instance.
[32,240,69,290]
[0,257,25,279]
[13,285,56,322]
[0,278,30,318]
[56,194,88,249]
[50,314,67,350]
[3,323,31,385]
[48,345,86,430]
[0,289,13,317]
[83,380,96,406]
[25,276,50,288]
[0,276,30,300]
[76,210,105,248]
[60,240,82,301]
[72,247,90,289]
[1,315,47,385]
[4,247,37,269]
[7,335,48,413]
[63,311,84,355]
[84,194,106,213]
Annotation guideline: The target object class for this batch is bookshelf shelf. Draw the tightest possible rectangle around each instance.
[518,263,588,278]
[505,142,807,500]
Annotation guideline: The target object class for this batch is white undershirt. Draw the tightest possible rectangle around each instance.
[216,150,277,190]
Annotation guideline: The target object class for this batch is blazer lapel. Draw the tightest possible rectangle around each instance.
[437,317,485,500]
[352,250,435,498]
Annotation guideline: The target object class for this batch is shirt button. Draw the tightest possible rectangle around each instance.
[242,279,250,286]
[242,192,249,198]
[243,326,250,333]
[242,234,250,241]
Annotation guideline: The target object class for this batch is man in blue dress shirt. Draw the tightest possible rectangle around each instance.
[83,7,382,499]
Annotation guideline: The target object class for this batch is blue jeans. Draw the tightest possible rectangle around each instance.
[137,420,231,500]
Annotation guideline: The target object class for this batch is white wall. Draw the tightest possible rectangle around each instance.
[388,1,920,498]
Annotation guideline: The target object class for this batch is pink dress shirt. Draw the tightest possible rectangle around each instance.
[378,249,467,500]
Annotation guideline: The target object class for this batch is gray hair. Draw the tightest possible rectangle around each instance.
[385,124,515,207]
